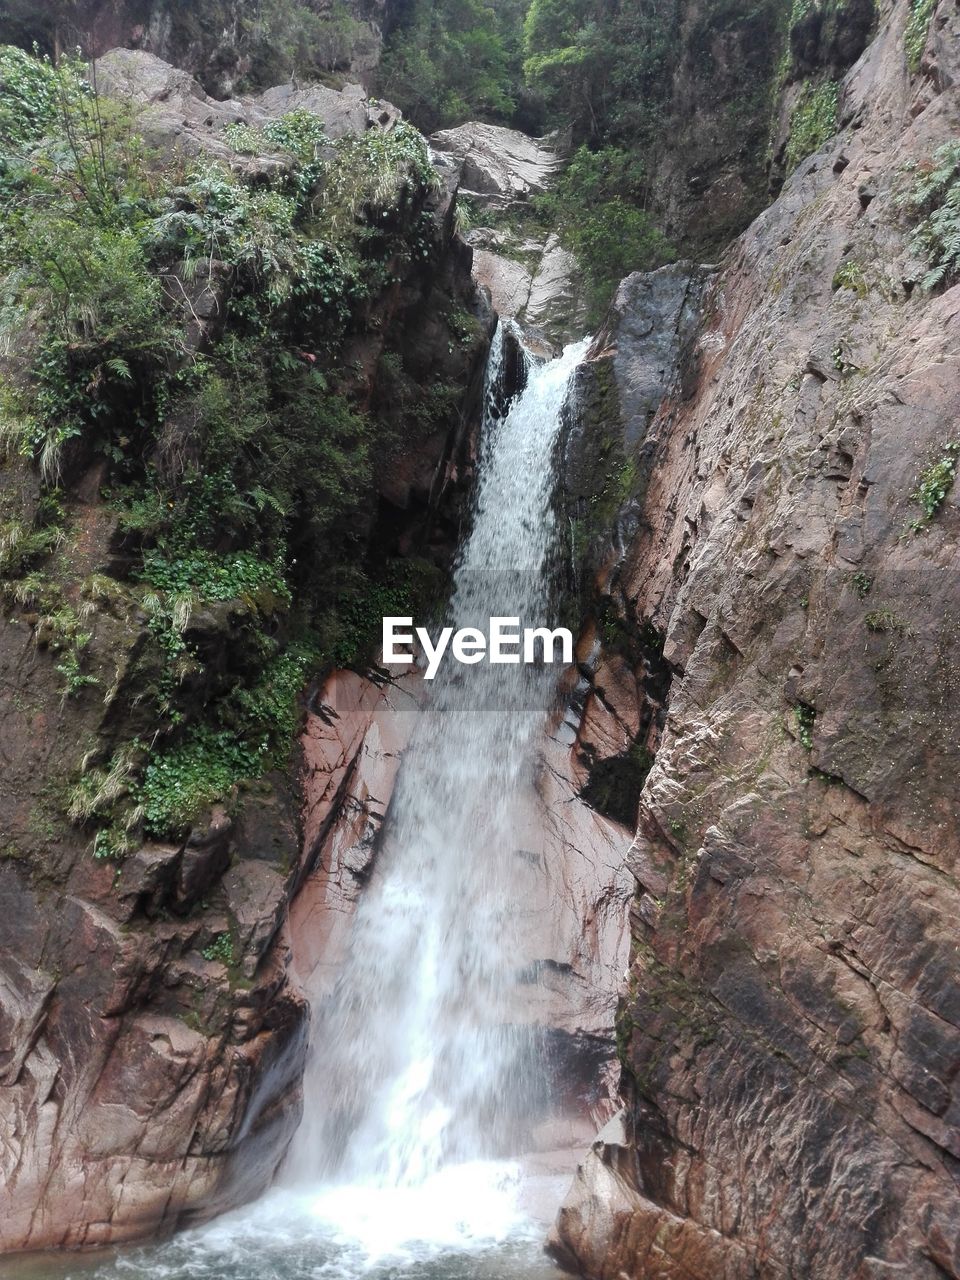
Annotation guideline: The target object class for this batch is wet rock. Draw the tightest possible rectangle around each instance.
[435,124,586,340]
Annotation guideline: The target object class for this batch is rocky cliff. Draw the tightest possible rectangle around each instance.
[2,0,959,1267]
[551,0,960,1275]
[0,0,394,94]
[0,49,488,1251]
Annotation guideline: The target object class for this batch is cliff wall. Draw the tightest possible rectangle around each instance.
[0,50,487,1250]
[552,0,960,1274]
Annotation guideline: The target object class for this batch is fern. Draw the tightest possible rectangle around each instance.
[105,356,132,380]
[905,0,935,73]
[905,142,960,289]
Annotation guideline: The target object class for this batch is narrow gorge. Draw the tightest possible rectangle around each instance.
[0,0,958,1277]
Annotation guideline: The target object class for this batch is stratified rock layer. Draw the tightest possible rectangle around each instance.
[553,0,960,1275]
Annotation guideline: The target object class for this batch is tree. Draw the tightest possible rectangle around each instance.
[375,0,525,132]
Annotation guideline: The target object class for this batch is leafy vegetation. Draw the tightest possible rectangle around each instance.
[202,931,236,964]
[904,0,935,72]
[904,141,960,290]
[909,442,958,531]
[376,0,789,302]
[784,79,839,173]
[794,703,816,750]
[532,146,674,318]
[0,47,455,854]
[376,0,529,133]
[832,260,868,296]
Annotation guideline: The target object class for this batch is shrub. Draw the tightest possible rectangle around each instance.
[909,441,958,530]
[785,80,839,174]
[202,932,236,964]
[905,0,935,72]
[794,703,816,749]
[139,548,291,607]
[140,728,263,835]
[904,141,960,289]
[331,558,446,668]
[832,260,868,296]
[0,50,433,855]
[0,56,178,481]
[318,121,437,237]
[0,44,59,154]
[533,145,675,317]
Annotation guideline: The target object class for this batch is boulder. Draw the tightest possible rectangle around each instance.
[95,48,400,162]
[430,121,562,209]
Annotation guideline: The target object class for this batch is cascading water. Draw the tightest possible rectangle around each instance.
[29,326,588,1280]
[287,323,591,1197]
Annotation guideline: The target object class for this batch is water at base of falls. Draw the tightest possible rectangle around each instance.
[5,1167,570,1280]
[4,330,588,1280]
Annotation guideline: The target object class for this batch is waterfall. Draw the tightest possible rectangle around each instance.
[287,323,590,1203]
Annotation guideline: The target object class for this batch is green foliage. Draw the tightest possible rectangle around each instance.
[141,729,263,835]
[909,441,958,531]
[160,118,436,342]
[905,0,935,72]
[139,549,291,607]
[202,932,236,965]
[853,571,873,598]
[794,703,816,749]
[54,648,99,701]
[0,50,446,857]
[331,559,447,668]
[904,141,960,290]
[0,507,63,576]
[864,607,904,632]
[140,640,319,836]
[235,0,376,87]
[785,79,839,173]
[0,53,178,481]
[376,0,528,132]
[523,0,678,144]
[225,108,329,198]
[0,44,58,152]
[534,145,674,317]
[319,121,438,237]
[832,260,868,295]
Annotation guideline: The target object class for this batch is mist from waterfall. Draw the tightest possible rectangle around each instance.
[286,324,590,1193]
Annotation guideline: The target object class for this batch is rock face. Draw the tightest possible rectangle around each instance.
[7,0,394,95]
[431,122,587,340]
[95,48,401,162]
[552,0,960,1275]
[0,53,488,1253]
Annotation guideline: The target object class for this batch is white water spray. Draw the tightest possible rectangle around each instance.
[283,323,589,1245]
